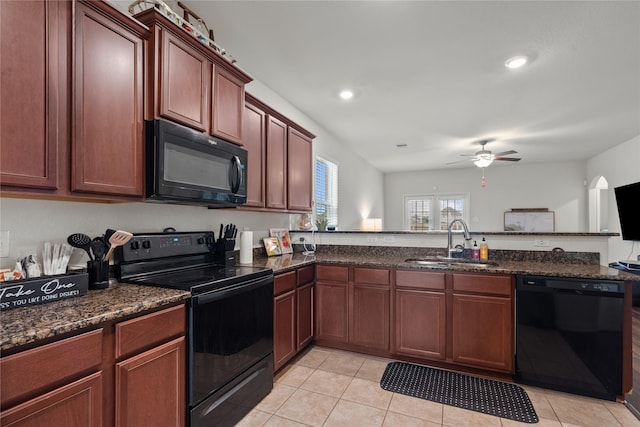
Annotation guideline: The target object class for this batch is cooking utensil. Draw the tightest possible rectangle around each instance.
[104,230,133,261]
[91,237,107,262]
[67,233,93,261]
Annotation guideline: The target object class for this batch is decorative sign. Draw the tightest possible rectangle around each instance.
[0,273,89,311]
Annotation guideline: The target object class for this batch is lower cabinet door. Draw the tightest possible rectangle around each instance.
[315,282,349,343]
[296,283,314,350]
[351,284,390,350]
[274,289,296,371]
[0,372,102,427]
[395,288,447,360]
[115,337,186,427]
[452,293,513,372]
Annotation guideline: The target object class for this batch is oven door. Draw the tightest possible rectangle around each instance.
[188,274,273,407]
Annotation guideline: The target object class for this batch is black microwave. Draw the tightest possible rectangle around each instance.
[145,119,247,207]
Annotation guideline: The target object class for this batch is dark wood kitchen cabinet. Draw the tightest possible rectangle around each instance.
[1,0,147,201]
[243,100,267,207]
[273,265,315,371]
[266,115,288,209]
[0,303,186,427]
[316,264,391,352]
[395,270,447,360]
[350,267,391,351]
[0,0,66,190]
[287,127,314,211]
[135,7,251,144]
[113,304,186,427]
[0,329,104,427]
[242,94,315,212]
[274,271,297,371]
[315,265,350,343]
[72,1,145,196]
[451,273,514,373]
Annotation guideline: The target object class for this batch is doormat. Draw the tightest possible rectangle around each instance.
[380,362,538,424]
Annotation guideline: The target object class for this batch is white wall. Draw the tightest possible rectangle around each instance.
[587,135,640,263]
[384,161,588,232]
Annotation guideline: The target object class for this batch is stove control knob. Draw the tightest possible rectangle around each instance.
[130,240,140,250]
[197,237,205,245]
[142,240,151,249]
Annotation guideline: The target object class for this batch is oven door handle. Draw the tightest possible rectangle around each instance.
[191,274,274,306]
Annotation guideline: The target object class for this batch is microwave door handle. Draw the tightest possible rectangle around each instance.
[232,155,243,193]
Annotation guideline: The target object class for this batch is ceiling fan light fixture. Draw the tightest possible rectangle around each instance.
[339,89,354,100]
[504,55,529,69]
[474,157,494,168]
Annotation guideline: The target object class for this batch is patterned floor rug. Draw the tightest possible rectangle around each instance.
[380,361,539,424]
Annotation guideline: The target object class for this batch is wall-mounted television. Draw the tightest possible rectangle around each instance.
[614,181,640,241]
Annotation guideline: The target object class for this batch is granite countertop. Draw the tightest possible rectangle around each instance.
[0,282,189,352]
[3,248,637,353]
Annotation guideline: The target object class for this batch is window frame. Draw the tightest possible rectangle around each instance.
[315,156,339,230]
[403,193,470,231]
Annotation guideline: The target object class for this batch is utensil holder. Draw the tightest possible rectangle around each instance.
[87,260,110,289]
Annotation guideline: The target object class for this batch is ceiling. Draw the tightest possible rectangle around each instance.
[140,1,640,173]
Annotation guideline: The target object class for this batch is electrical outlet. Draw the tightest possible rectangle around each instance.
[299,237,305,243]
[534,239,550,247]
[0,231,9,258]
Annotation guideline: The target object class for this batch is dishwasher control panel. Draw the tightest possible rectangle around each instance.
[517,275,624,294]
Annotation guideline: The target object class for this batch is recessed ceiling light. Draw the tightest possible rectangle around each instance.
[339,89,354,100]
[504,55,529,69]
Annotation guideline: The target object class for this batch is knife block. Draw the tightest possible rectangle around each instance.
[214,250,238,266]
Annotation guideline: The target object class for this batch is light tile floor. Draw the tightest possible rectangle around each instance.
[237,346,640,427]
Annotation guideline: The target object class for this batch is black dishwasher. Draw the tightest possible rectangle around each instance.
[514,275,624,401]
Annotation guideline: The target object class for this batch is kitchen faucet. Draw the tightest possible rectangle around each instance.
[446,219,472,259]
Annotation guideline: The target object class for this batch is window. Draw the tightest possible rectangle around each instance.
[405,193,468,231]
[315,157,338,230]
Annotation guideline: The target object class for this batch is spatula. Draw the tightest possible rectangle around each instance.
[67,233,93,261]
[104,230,133,261]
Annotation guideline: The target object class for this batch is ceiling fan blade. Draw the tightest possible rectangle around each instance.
[493,150,517,156]
[494,157,521,162]
[446,158,474,165]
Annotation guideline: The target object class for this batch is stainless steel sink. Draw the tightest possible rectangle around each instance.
[404,258,498,268]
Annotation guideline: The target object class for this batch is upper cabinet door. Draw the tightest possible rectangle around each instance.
[265,115,287,209]
[212,67,244,144]
[243,101,266,208]
[287,128,313,211]
[159,30,211,132]
[72,2,144,196]
[0,0,65,189]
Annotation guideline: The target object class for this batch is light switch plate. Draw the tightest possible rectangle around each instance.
[0,231,9,258]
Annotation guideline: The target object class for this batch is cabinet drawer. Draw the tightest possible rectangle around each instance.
[274,271,296,295]
[452,273,512,296]
[396,270,446,290]
[1,329,103,407]
[115,304,185,359]
[297,265,315,286]
[353,267,390,286]
[317,265,348,283]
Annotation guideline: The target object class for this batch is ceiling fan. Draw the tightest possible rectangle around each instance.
[447,139,521,168]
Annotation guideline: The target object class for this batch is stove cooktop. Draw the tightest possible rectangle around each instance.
[127,264,272,294]
[115,231,272,294]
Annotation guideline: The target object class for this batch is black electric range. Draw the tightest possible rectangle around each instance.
[115,231,274,427]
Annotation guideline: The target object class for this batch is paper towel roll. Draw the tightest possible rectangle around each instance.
[239,231,253,264]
